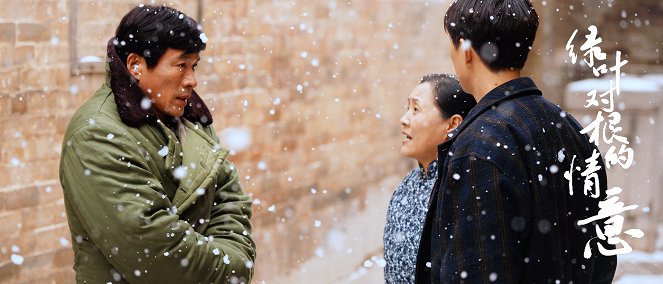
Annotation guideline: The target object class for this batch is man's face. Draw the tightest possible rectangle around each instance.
[138,48,200,120]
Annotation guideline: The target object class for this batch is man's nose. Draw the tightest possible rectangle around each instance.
[183,70,197,89]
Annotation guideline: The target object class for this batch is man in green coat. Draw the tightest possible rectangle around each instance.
[59,5,256,283]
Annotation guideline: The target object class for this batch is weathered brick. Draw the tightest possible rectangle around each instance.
[0,23,15,43]
[21,201,66,233]
[0,0,40,20]
[0,94,10,117]
[0,185,39,211]
[23,134,64,162]
[34,44,69,65]
[21,90,46,115]
[10,45,35,66]
[33,1,67,24]
[55,114,72,135]
[19,66,68,92]
[37,182,64,205]
[52,268,76,284]
[24,266,74,284]
[0,261,19,283]
[0,139,22,165]
[52,249,74,269]
[29,158,60,183]
[0,69,19,95]
[76,21,115,43]
[0,210,23,241]
[16,249,56,280]
[9,93,28,115]
[17,23,49,42]
[23,90,69,115]
[3,223,70,259]
[0,166,24,189]
[3,115,57,138]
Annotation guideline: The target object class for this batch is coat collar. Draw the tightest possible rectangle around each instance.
[105,38,213,128]
[436,77,542,166]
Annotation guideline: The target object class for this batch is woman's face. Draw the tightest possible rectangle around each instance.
[400,82,452,165]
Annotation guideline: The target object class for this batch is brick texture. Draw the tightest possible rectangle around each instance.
[0,23,15,43]
[16,23,50,42]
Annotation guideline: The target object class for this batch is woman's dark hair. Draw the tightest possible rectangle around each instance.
[114,5,206,69]
[444,0,539,71]
[420,74,476,119]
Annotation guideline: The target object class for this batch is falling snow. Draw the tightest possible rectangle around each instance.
[220,127,252,152]
[11,254,24,265]
[173,166,188,179]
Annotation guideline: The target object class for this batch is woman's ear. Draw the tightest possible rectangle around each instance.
[126,53,144,80]
[447,114,463,132]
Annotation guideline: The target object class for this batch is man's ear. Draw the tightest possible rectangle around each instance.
[459,38,473,64]
[447,114,463,132]
[126,53,145,80]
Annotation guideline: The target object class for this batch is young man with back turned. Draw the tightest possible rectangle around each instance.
[416,0,617,283]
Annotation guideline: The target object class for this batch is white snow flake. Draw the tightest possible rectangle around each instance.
[59,237,70,247]
[173,166,187,180]
[220,127,252,152]
[199,33,208,43]
[557,149,565,162]
[11,254,24,265]
[140,97,152,110]
[158,146,169,157]
[549,165,559,174]
[489,272,498,282]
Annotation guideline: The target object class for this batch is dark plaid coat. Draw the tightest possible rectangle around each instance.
[416,78,617,283]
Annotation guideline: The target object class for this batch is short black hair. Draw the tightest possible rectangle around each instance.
[444,0,539,71]
[420,74,476,119]
[114,5,206,69]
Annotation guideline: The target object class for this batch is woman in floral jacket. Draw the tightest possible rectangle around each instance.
[383,74,475,283]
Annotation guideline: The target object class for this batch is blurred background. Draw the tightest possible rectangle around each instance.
[0,0,661,283]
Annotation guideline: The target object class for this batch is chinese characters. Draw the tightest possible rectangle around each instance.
[564,25,643,258]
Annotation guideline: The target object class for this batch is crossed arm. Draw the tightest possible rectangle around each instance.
[61,123,255,283]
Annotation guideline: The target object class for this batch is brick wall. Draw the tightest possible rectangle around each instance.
[0,0,456,282]
[0,0,74,282]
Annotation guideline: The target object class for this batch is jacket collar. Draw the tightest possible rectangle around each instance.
[436,77,542,164]
[418,159,438,179]
[105,38,213,128]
